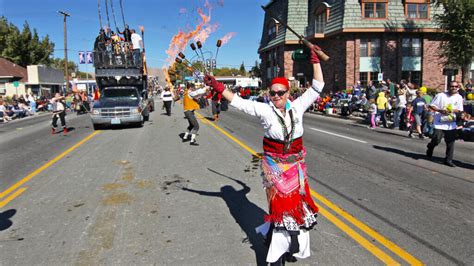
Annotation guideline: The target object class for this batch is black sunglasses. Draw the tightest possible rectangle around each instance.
[269,90,288,97]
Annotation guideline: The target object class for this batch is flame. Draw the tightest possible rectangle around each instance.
[162,66,171,86]
[220,32,236,45]
[163,1,222,85]
[193,23,218,43]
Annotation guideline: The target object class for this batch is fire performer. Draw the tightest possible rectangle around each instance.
[204,43,324,264]
[181,82,209,145]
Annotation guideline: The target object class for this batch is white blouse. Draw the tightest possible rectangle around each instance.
[230,79,324,140]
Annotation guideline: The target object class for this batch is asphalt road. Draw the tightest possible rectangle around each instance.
[0,102,472,265]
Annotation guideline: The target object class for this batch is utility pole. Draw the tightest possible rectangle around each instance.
[58,10,70,92]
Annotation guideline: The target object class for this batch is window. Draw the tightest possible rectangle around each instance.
[402,38,421,57]
[360,72,368,86]
[314,12,327,33]
[401,71,421,86]
[363,2,387,19]
[359,72,381,87]
[406,3,428,19]
[370,72,379,83]
[360,39,380,57]
[0,83,5,95]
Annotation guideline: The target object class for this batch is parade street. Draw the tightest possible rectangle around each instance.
[0,101,473,265]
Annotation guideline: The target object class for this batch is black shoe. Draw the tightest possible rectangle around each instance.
[190,140,199,146]
[444,160,455,167]
[426,148,433,158]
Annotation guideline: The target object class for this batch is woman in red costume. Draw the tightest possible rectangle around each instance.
[204,42,324,265]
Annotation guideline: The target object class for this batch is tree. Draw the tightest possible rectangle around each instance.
[213,67,240,76]
[51,58,78,74]
[0,17,54,67]
[250,60,261,78]
[239,62,246,76]
[434,0,474,83]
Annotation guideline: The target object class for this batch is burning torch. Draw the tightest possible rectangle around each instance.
[215,39,222,62]
[261,6,329,61]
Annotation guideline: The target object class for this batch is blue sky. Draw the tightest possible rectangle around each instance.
[0,0,268,72]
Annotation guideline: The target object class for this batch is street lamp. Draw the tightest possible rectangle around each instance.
[58,10,70,92]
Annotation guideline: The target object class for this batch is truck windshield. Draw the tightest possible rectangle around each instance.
[102,89,139,99]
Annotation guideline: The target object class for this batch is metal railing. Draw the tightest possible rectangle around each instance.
[94,42,142,69]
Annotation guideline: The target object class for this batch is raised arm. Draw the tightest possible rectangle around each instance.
[307,43,324,83]
[293,42,325,111]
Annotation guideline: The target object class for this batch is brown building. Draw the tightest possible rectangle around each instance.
[259,0,470,91]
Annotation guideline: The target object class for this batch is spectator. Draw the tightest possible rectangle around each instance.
[426,81,464,167]
[367,81,377,100]
[368,99,377,129]
[405,103,416,138]
[376,91,388,128]
[420,86,432,105]
[27,92,36,114]
[393,84,407,129]
[387,79,395,97]
[411,90,427,139]
[0,99,11,122]
[406,82,417,103]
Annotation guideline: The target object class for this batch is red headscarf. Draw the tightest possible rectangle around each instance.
[271,77,289,89]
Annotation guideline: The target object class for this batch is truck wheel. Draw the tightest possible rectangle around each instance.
[93,124,102,130]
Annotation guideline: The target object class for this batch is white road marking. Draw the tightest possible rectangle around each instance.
[309,127,367,144]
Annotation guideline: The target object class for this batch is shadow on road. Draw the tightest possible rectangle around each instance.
[0,209,16,231]
[373,145,474,170]
[181,168,267,265]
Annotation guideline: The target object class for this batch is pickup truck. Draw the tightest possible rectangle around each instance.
[90,86,149,130]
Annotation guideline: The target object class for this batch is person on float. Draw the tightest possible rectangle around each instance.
[204,42,324,265]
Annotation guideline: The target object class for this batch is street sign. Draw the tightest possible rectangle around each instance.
[12,81,19,87]
[292,49,308,61]
[79,51,85,64]
[378,73,384,82]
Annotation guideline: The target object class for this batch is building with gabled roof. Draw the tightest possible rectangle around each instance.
[0,57,28,96]
[259,0,472,91]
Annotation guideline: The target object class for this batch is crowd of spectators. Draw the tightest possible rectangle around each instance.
[0,90,93,123]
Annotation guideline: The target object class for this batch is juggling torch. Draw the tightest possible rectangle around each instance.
[196,41,206,63]
[178,52,204,73]
[215,39,222,63]
[190,43,201,59]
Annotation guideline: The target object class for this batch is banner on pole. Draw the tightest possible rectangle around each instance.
[86,51,94,64]
[79,51,85,64]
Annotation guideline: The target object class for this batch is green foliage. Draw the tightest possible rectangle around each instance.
[434,0,474,82]
[51,58,77,73]
[0,16,54,67]
[239,62,246,76]
[250,61,261,78]
[213,67,241,76]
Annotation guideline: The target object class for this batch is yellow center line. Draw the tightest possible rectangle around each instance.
[198,112,422,265]
[318,206,400,265]
[0,187,27,208]
[0,131,101,202]
[310,190,423,265]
